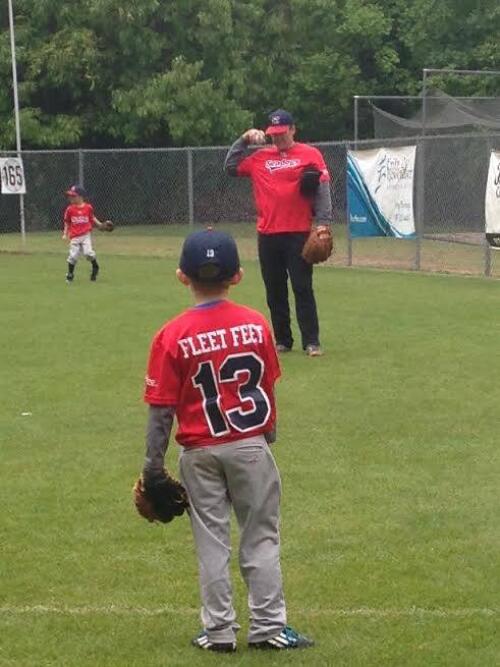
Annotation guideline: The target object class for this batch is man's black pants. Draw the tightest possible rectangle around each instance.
[258,232,320,350]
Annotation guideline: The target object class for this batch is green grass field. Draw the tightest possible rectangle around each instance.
[1,223,498,277]
[1,235,500,666]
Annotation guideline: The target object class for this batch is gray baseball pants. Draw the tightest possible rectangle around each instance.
[67,232,96,264]
[179,436,286,644]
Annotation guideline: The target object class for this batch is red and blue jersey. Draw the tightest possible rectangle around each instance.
[63,203,94,239]
[237,142,330,234]
[144,300,280,447]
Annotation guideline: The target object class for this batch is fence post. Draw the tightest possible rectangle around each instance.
[415,138,424,271]
[484,242,492,277]
[348,136,355,267]
[187,149,194,227]
[346,145,353,267]
[414,76,429,271]
[78,150,84,188]
[19,193,26,245]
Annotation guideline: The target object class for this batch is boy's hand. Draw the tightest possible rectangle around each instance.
[242,129,266,145]
[62,233,67,240]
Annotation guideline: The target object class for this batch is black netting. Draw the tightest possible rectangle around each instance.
[1,151,80,232]
[373,90,500,139]
[2,137,500,277]
[192,148,254,225]
[83,150,189,226]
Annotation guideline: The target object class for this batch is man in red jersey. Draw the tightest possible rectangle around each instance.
[141,229,314,653]
[224,109,332,357]
[62,185,106,283]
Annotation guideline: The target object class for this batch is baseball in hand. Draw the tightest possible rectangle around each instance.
[243,129,266,145]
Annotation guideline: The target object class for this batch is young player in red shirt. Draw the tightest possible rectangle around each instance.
[225,109,333,357]
[62,185,106,283]
[141,229,314,653]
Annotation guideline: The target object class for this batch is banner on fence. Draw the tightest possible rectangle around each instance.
[0,157,26,194]
[485,150,500,249]
[348,146,416,238]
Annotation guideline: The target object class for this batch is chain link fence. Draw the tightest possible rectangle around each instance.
[1,134,500,277]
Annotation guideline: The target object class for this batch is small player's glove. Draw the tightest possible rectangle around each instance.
[100,220,114,232]
[302,225,334,264]
[300,168,321,198]
[133,470,189,524]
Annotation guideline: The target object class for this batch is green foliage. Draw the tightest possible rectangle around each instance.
[0,0,499,147]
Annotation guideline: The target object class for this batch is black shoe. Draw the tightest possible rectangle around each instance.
[65,273,74,284]
[276,344,292,354]
[191,630,236,653]
[90,265,99,282]
[249,626,314,650]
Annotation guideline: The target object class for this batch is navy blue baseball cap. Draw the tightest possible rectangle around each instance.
[266,109,295,135]
[179,229,240,283]
[65,184,86,197]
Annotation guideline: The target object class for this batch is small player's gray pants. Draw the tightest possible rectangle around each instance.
[179,436,286,644]
[67,233,96,264]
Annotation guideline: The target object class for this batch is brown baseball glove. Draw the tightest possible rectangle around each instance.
[133,469,189,524]
[100,220,114,232]
[302,225,333,264]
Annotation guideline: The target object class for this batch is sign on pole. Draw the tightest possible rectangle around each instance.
[485,150,500,249]
[0,156,26,194]
[348,146,416,238]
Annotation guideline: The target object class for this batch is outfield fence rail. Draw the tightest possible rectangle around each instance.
[1,133,500,277]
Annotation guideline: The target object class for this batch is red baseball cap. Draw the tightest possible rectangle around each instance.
[265,109,294,135]
[65,184,86,197]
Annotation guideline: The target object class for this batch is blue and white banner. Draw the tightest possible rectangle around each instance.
[485,150,500,249]
[485,150,500,235]
[348,146,416,238]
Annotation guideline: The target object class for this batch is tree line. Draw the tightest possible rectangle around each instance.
[0,0,499,149]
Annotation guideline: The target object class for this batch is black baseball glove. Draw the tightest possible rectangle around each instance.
[133,469,189,524]
[300,168,321,198]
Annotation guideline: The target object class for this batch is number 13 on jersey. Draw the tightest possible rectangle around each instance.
[193,352,271,437]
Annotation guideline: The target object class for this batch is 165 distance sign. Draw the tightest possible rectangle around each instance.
[0,157,26,194]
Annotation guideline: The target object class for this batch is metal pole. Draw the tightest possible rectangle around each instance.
[484,242,492,277]
[187,149,194,227]
[353,95,359,145]
[423,68,500,76]
[414,69,429,271]
[349,95,498,101]
[348,97,359,267]
[78,150,84,188]
[8,0,25,244]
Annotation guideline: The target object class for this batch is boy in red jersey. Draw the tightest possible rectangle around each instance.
[141,229,314,653]
[62,185,106,283]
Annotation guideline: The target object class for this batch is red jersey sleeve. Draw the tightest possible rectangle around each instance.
[262,319,281,384]
[144,330,181,406]
[237,152,258,178]
[310,148,331,183]
[88,204,95,225]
